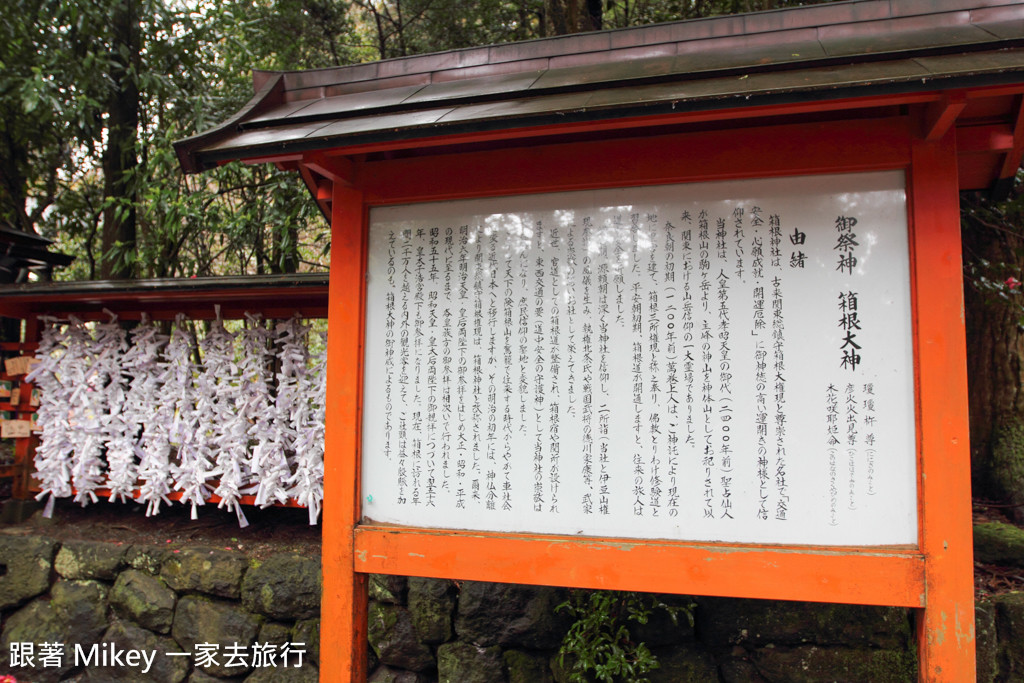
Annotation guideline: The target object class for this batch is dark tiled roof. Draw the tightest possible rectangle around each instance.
[175,0,1024,183]
[0,225,73,283]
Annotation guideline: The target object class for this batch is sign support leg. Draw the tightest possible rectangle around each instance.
[910,132,976,681]
[322,182,369,682]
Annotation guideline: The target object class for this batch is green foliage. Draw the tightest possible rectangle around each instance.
[962,173,1024,324]
[557,590,693,683]
[2,0,843,281]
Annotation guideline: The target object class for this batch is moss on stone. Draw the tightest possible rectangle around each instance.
[161,546,249,599]
[0,535,57,610]
[975,521,1024,567]
[367,602,434,672]
[504,649,555,683]
[293,618,321,665]
[995,592,1024,678]
[369,574,407,604]
[241,553,321,620]
[111,569,177,634]
[977,598,999,683]
[437,641,503,683]
[751,644,917,682]
[697,596,912,649]
[54,539,126,580]
[407,577,453,644]
[987,419,1024,517]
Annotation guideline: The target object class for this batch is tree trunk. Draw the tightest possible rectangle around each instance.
[271,223,300,275]
[100,0,140,280]
[962,193,1024,518]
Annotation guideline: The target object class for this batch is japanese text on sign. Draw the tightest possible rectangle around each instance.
[361,172,916,546]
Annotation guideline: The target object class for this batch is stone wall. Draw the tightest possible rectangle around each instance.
[0,535,320,682]
[0,531,1019,682]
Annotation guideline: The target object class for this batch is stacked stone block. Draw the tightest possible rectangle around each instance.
[2,531,1024,681]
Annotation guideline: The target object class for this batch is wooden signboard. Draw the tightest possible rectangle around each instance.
[320,119,974,680]
[361,171,916,546]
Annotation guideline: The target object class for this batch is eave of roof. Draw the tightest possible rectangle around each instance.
[0,273,329,321]
[175,0,1024,182]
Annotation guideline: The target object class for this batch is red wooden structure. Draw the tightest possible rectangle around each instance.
[111,1,1024,680]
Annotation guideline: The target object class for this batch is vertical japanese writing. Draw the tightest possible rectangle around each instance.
[680,221,695,454]
[665,216,681,517]
[839,291,861,371]
[456,226,469,509]
[733,207,745,279]
[384,231,397,468]
[631,214,646,516]
[825,383,839,526]
[863,383,877,496]
[598,242,610,396]
[411,229,425,505]
[772,276,788,521]
[472,227,484,505]
[502,253,514,511]
[751,206,769,521]
[486,229,499,511]
[426,228,439,507]
[598,219,611,515]
[397,229,413,505]
[581,217,595,514]
[548,223,561,514]
[566,222,578,419]
[647,214,662,518]
[835,215,858,275]
[518,246,529,439]
[789,227,807,269]
[441,227,454,490]
[717,268,733,520]
[533,221,546,512]
[698,211,714,518]
[845,383,858,511]
[769,214,782,269]
[363,174,911,544]
[615,214,626,323]
[564,220,579,511]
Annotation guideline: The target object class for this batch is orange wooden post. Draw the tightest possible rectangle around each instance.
[910,131,976,681]
[321,182,369,681]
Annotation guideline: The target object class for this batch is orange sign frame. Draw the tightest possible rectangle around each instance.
[319,115,974,681]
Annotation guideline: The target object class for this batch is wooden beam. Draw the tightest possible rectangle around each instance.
[355,527,926,607]
[955,124,1015,155]
[304,152,354,186]
[922,92,966,142]
[998,94,1024,180]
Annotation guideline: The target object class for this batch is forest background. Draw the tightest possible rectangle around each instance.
[4,0,1024,512]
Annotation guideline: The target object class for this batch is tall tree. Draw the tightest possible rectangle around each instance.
[0,0,334,280]
[100,0,141,279]
[962,185,1024,517]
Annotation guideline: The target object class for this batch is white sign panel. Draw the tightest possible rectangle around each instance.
[361,172,917,546]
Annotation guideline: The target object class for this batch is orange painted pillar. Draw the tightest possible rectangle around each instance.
[321,182,369,682]
[910,131,976,681]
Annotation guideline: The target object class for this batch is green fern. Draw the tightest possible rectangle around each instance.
[556,590,693,683]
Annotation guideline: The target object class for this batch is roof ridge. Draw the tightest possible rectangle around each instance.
[258,0,1018,94]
